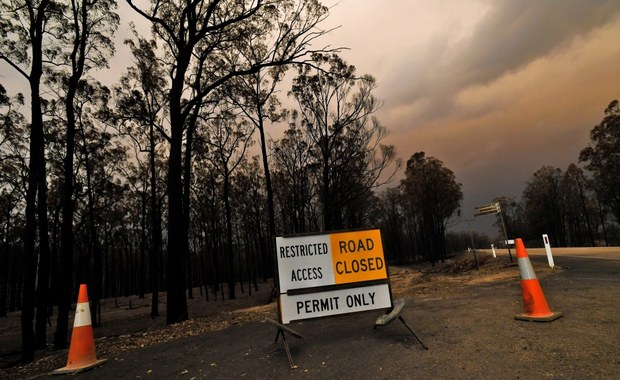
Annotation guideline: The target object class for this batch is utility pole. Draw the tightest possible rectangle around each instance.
[497,203,513,262]
[465,218,479,270]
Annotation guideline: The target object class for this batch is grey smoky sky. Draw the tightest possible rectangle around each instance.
[388,0,620,118]
[2,0,620,238]
[323,0,620,236]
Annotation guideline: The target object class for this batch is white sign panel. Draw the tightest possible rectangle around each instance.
[276,234,335,292]
[279,284,392,324]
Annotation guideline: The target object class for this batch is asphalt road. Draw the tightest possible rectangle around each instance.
[491,246,620,275]
[42,248,620,379]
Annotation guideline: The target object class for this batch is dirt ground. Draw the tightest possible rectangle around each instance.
[1,250,618,379]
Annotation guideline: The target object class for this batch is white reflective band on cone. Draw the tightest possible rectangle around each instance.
[518,257,537,280]
[73,301,92,328]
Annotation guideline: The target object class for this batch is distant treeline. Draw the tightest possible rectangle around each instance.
[487,99,620,249]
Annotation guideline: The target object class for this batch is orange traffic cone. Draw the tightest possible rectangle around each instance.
[514,239,562,322]
[52,284,106,374]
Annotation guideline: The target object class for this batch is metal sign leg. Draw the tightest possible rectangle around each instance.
[398,315,429,350]
[278,329,297,369]
[374,299,429,350]
[267,318,302,369]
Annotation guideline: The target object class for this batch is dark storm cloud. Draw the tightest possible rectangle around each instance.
[387,0,620,122]
[457,0,620,86]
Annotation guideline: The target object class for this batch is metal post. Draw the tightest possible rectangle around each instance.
[498,204,513,262]
[465,218,479,270]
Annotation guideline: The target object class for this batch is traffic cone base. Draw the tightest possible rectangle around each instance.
[52,358,107,375]
[52,284,106,375]
[515,311,563,322]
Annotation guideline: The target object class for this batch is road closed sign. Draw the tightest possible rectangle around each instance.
[276,229,388,292]
[276,229,392,324]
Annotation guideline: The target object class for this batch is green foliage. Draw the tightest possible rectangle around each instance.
[580,99,620,223]
[521,162,609,247]
[401,152,462,222]
[522,166,566,245]
[399,152,462,264]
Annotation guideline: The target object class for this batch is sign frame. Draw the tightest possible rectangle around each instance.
[274,228,394,325]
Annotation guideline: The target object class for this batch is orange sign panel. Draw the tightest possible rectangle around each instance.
[330,229,388,284]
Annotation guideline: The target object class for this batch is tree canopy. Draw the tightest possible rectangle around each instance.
[399,152,462,264]
[580,100,620,224]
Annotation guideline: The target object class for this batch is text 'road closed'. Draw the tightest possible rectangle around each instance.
[330,230,387,284]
